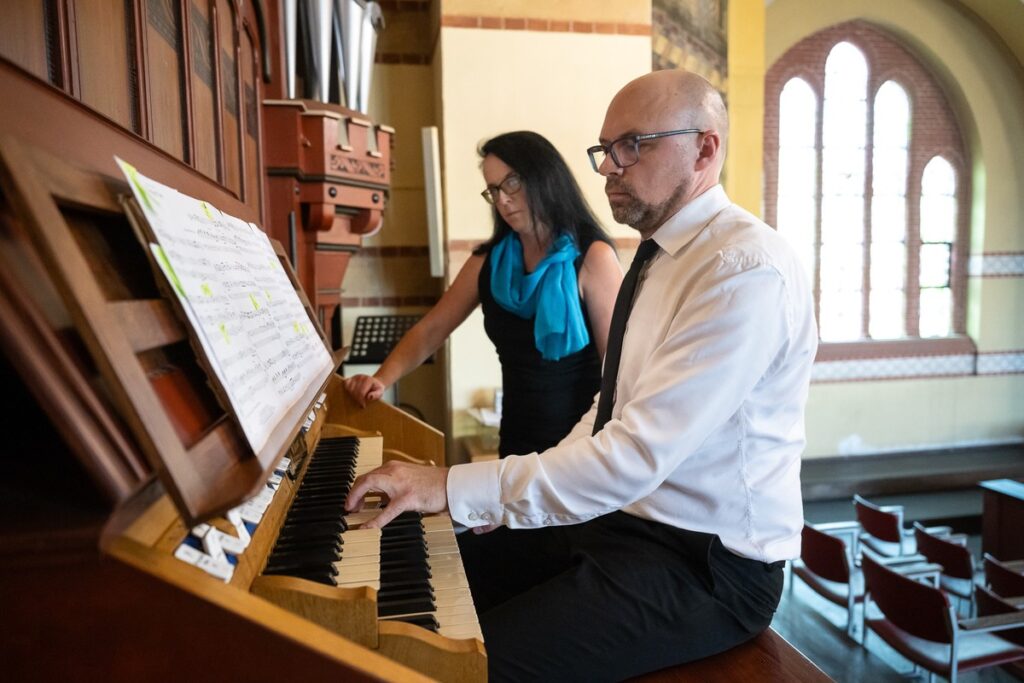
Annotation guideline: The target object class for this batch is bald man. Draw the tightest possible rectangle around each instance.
[346,70,818,681]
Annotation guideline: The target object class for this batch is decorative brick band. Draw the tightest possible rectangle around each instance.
[341,295,439,308]
[355,245,431,257]
[448,237,640,253]
[812,349,1024,382]
[376,53,432,65]
[440,15,650,36]
[968,252,1024,278]
[977,350,1024,375]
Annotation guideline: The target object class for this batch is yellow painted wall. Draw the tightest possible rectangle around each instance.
[806,375,1024,455]
[767,0,1024,457]
[725,0,765,215]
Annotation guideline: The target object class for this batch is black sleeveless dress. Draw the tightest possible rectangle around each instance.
[478,239,604,457]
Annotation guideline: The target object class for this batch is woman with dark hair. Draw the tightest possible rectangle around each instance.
[344,130,622,457]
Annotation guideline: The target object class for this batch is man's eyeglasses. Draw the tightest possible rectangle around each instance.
[587,129,704,172]
[481,173,523,204]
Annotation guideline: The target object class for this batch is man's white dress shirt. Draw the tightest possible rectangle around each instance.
[447,185,818,563]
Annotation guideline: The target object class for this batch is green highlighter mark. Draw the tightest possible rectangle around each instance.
[153,246,185,298]
[125,165,155,213]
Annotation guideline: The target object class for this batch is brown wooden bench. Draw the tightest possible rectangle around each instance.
[628,628,832,682]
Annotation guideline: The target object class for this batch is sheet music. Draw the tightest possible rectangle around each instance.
[117,158,333,453]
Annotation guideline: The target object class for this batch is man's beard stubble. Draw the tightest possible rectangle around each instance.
[606,177,691,236]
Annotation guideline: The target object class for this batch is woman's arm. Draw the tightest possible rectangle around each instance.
[578,240,623,359]
[344,254,485,406]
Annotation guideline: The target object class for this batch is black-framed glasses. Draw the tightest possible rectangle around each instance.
[481,173,523,204]
[587,128,704,172]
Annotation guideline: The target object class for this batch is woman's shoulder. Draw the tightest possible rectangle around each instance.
[580,238,618,266]
[578,238,622,291]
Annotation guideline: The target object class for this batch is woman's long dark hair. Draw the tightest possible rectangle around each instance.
[473,131,611,255]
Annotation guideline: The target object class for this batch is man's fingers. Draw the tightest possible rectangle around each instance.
[360,499,407,530]
[367,387,383,402]
[346,472,385,512]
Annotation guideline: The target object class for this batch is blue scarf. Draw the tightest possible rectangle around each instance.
[490,233,589,361]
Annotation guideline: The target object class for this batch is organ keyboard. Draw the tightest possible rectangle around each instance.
[0,138,486,681]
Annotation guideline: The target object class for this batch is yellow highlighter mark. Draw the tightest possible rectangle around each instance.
[249,293,260,310]
[201,283,213,297]
[219,323,230,344]
[123,162,155,212]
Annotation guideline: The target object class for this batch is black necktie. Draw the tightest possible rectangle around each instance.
[593,238,660,435]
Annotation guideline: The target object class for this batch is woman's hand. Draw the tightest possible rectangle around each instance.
[344,374,387,407]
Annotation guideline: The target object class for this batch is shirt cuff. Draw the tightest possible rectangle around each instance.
[446,460,504,527]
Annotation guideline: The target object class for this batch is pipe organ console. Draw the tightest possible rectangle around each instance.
[0,2,482,680]
[0,135,485,682]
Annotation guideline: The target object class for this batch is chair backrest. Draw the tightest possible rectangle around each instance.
[801,524,850,584]
[984,553,1024,597]
[975,584,1024,647]
[862,553,953,643]
[853,494,902,543]
[913,522,973,580]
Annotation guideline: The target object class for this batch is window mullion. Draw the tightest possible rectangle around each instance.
[907,165,921,337]
[863,88,874,339]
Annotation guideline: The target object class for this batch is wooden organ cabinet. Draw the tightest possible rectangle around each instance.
[0,1,483,680]
[262,99,393,346]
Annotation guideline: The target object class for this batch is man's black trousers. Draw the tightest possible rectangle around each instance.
[456,511,785,682]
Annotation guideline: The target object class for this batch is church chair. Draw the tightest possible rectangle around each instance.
[913,522,977,616]
[852,494,950,561]
[861,554,1024,682]
[792,522,940,640]
[984,553,1024,598]
[975,585,1024,646]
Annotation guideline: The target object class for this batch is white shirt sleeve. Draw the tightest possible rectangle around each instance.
[447,253,794,529]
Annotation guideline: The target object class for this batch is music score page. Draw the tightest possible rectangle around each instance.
[116,158,333,453]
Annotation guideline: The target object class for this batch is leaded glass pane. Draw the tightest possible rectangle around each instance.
[871,242,906,290]
[820,243,863,292]
[869,288,906,339]
[820,288,863,341]
[822,147,866,195]
[921,157,957,243]
[920,287,952,338]
[824,42,868,102]
[872,81,910,149]
[922,156,956,195]
[920,243,951,288]
[779,78,817,149]
[871,195,906,243]
[778,146,817,196]
[822,103,868,150]
[920,196,957,243]
[821,195,864,244]
[873,148,908,194]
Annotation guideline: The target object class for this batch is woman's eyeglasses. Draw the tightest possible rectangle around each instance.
[481,173,523,204]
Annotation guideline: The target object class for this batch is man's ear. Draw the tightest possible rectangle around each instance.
[693,131,721,171]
